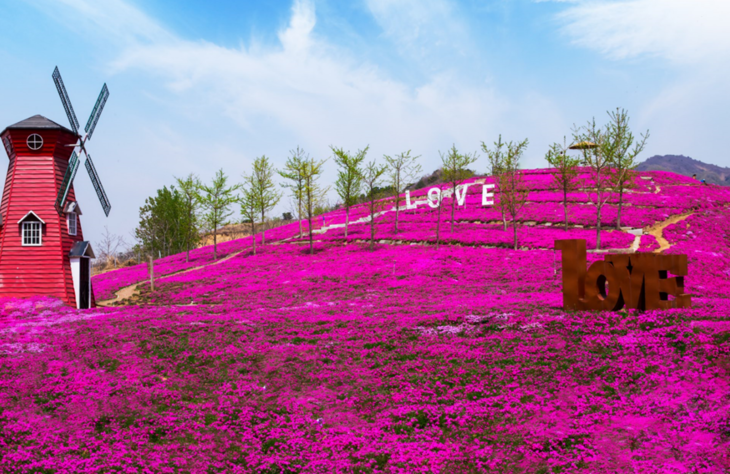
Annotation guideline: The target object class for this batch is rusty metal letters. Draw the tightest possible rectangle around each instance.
[555,239,691,311]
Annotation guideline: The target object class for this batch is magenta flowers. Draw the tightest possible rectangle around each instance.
[0,169,728,472]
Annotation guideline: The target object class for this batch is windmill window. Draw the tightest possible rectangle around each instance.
[26,134,43,151]
[67,213,77,236]
[22,222,42,246]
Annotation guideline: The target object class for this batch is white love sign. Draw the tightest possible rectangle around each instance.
[406,183,495,210]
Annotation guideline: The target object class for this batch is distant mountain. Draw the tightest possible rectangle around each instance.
[637,155,730,186]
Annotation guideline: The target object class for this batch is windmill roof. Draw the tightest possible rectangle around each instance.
[2,115,77,136]
[69,241,95,258]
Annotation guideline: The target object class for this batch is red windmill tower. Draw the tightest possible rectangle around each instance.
[0,67,111,308]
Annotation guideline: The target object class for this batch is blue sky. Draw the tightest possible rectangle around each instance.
[1,0,728,246]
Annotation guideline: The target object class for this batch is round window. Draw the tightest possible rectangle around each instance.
[27,134,43,151]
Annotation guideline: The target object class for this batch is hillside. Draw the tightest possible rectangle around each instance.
[638,154,730,185]
[2,168,730,472]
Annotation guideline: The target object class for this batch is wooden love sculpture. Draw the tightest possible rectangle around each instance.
[555,239,691,311]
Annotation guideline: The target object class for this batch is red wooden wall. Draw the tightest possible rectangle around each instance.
[0,127,85,305]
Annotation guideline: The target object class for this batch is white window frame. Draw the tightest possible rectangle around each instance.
[67,212,77,236]
[22,221,42,246]
[26,134,43,151]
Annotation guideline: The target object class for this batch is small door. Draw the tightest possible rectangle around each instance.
[79,257,90,309]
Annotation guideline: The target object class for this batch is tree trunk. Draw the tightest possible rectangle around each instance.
[563,186,569,231]
[251,221,256,255]
[213,226,218,260]
[436,199,442,250]
[261,211,266,246]
[616,188,623,230]
[370,201,375,251]
[298,200,303,238]
[308,204,314,255]
[451,184,456,233]
[394,191,400,234]
[596,205,602,250]
[345,206,349,238]
[513,217,518,250]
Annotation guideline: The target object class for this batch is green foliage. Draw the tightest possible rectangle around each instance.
[332,145,367,237]
[197,169,240,259]
[384,150,422,233]
[241,155,282,246]
[175,173,202,262]
[545,140,581,231]
[136,185,197,258]
[361,159,388,251]
[440,144,479,235]
[279,147,309,237]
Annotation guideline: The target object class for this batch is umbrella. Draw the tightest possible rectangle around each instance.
[569,141,598,150]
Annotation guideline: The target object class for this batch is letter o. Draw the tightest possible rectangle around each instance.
[582,261,621,311]
[427,188,441,208]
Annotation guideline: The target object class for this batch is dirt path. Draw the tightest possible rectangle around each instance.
[643,212,693,253]
[97,249,248,306]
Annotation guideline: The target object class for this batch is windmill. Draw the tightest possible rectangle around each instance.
[0,67,113,308]
[52,66,112,217]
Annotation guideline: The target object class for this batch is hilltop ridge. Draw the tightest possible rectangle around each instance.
[637,155,730,185]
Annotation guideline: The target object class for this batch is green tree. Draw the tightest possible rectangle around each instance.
[361,159,388,251]
[279,147,308,238]
[498,138,530,250]
[572,119,611,250]
[332,145,366,238]
[440,145,479,233]
[197,169,240,260]
[239,185,258,255]
[243,155,282,246]
[301,153,328,255]
[135,185,190,258]
[545,139,581,231]
[482,136,508,231]
[384,150,422,234]
[175,173,201,263]
[603,108,649,229]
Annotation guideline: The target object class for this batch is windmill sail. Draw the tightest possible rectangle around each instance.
[84,155,111,217]
[55,151,80,214]
[52,67,80,135]
[84,83,109,140]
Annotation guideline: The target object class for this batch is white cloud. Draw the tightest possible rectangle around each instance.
[556,0,730,67]
[548,0,730,167]
[102,0,558,164]
[364,0,472,60]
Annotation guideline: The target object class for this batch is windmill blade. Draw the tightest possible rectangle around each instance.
[84,83,109,140]
[54,152,80,214]
[52,66,80,135]
[84,154,111,217]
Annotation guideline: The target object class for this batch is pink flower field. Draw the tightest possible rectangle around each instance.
[1,169,730,473]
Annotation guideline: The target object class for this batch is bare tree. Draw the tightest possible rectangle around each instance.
[243,155,282,246]
[498,138,530,250]
[572,119,611,250]
[603,108,649,229]
[482,136,508,230]
[383,150,422,234]
[279,147,308,238]
[361,159,388,251]
[440,144,479,233]
[332,145,366,238]
[96,225,127,268]
[301,153,328,255]
[545,138,580,231]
